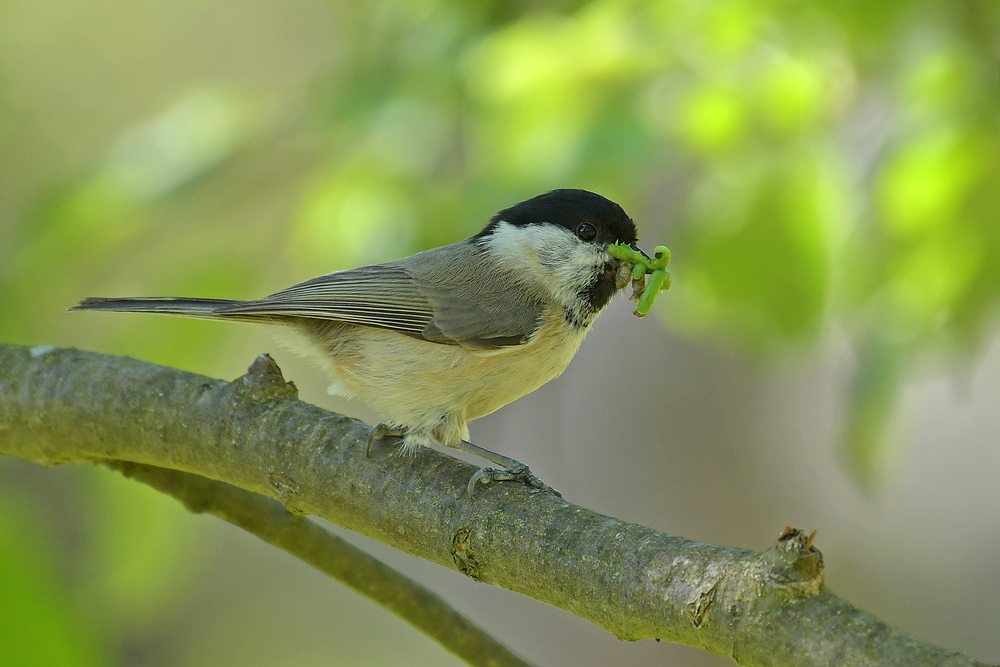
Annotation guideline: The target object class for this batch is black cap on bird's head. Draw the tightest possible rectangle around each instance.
[477,189,637,246]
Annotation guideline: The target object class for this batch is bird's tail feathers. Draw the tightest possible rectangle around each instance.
[70,296,244,320]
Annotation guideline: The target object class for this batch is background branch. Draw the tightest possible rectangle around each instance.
[0,343,993,667]
[101,460,536,667]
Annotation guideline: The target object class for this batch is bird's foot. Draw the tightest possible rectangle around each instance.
[366,423,407,456]
[467,460,561,500]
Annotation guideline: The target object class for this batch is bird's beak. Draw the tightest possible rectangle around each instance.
[629,242,652,262]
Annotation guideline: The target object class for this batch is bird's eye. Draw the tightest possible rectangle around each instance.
[576,222,597,241]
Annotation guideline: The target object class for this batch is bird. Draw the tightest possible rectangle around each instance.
[73,188,644,496]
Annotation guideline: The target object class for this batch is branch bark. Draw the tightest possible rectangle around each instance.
[0,343,992,667]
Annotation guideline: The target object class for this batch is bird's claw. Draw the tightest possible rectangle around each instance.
[366,423,406,456]
[466,461,562,500]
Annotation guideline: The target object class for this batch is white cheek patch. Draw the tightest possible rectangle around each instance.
[484,221,609,313]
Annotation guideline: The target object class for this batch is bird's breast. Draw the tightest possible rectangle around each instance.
[323,307,590,426]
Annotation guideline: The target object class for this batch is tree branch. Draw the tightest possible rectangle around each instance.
[0,343,993,667]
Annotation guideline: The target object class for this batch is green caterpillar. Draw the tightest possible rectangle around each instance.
[608,243,672,317]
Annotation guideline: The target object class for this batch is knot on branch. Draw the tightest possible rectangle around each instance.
[452,527,481,581]
[267,470,302,509]
[763,526,824,597]
[233,354,298,402]
[686,582,717,629]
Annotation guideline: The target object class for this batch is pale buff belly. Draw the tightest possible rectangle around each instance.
[280,313,589,446]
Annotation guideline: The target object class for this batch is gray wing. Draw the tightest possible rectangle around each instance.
[220,241,544,349]
[399,243,545,347]
[222,264,434,337]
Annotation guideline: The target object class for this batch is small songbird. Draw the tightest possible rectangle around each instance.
[73,189,645,495]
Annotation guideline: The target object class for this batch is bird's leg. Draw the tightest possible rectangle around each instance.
[366,423,407,456]
[453,439,562,500]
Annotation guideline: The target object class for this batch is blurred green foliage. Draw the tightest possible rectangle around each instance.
[1,0,998,664]
[0,498,102,667]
